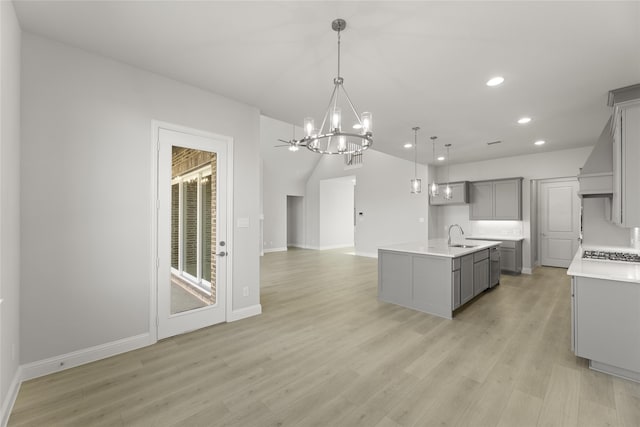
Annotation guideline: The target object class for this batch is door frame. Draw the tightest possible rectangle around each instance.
[150,120,234,341]
[536,176,580,268]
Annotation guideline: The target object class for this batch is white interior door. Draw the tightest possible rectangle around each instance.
[157,126,229,339]
[539,178,580,268]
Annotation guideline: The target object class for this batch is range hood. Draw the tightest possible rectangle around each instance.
[577,116,613,198]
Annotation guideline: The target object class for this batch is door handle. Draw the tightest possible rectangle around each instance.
[217,251,227,257]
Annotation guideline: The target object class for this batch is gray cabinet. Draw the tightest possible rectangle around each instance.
[452,269,461,309]
[429,181,469,205]
[499,240,522,274]
[467,238,522,274]
[473,250,489,294]
[611,100,640,227]
[460,254,474,305]
[572,275,640,380]
[469,182,493,218]
[469,178,523,220]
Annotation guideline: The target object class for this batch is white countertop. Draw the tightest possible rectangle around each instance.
[379,239,500,258]
[567,246,640,283]
[468,235,525,242]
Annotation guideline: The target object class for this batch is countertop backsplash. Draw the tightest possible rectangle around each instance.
[470,220,523,238]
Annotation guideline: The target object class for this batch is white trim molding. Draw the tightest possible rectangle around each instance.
[355,251,378,258]
[1,367,22,427]
[318,244,354,251]
[228,304,262,322]
[263,247,287,253]
[20,333,153,382]
[522,267,533,274]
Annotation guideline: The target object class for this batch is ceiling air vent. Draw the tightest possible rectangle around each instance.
[487,140,502,145]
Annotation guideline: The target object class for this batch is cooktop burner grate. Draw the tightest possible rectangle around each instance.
[582,250,640,263]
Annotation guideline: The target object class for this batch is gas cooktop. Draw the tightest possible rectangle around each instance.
[582,250,640,263]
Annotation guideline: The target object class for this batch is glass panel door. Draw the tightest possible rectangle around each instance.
[157,127,228,339]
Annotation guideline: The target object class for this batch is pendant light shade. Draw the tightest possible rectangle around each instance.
[429,136,439,197]
[410,127,421,194]
[444,143,453,200]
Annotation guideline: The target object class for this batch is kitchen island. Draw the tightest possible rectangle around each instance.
[378,239,501,319]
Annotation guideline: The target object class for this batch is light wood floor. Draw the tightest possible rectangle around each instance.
[9,248,640,426]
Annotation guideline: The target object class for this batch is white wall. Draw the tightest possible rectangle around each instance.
[319,176,355,249]
[260,116,319,252]
[432,146,592,272]
[286,196,304,247]
[306,150,429,257]
[0,1,21,420]
[582,198,630,247]
[20,34,261,365]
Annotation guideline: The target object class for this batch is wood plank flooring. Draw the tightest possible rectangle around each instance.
[9,248,640,426]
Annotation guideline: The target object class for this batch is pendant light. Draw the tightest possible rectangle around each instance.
[444,143,453,199]
[287,19,373,155]
[429,136,439,197]
[410,127,421,194]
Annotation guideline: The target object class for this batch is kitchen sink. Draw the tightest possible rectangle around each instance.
[449,244,476,248]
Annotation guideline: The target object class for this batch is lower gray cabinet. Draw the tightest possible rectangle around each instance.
[452,269,461,309]
[499,240,522,274]
[460,254,474,305]
[572,275,640,378]
[473,258,489,294]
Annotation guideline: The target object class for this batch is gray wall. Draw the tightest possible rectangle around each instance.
[286,196,304,247]
[259,115,319,252]
[582,198,630,247]
[0,0,21,415]
[319,176,355,249]
[305,150,429,257]
[20,34,261,364]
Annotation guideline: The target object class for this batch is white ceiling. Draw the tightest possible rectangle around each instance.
[13,1,640,165]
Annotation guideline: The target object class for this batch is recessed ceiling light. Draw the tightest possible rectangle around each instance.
[437,156,445,161]
[486,76,504,87]
[403,143,412,148]
[517,117,531,124]
[534,140,545,146]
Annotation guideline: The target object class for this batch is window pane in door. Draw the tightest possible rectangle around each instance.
[201,175,212,282]
[171,183,179,270]
[183,178,198,278]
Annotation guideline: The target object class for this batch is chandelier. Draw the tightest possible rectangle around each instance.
[288,19,373,155]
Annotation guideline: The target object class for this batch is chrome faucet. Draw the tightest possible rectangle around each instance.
[448,224,465,246]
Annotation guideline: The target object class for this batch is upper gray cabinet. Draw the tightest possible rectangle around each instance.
[469,178,523,220]
[429,181,469,205]
[611,98,640,227]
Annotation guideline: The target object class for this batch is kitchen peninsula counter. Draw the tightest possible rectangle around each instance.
[379,239,500,257]
[378,239,500,319]
[568,246,640,382]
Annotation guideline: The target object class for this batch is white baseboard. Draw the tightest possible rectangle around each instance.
[522,267,533,274]
[355,251,378,258]
[1,366,22,427]
[228,304,262,322]
[318,244,354,250]
[263,247,287,253]
[20,333,154,382]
